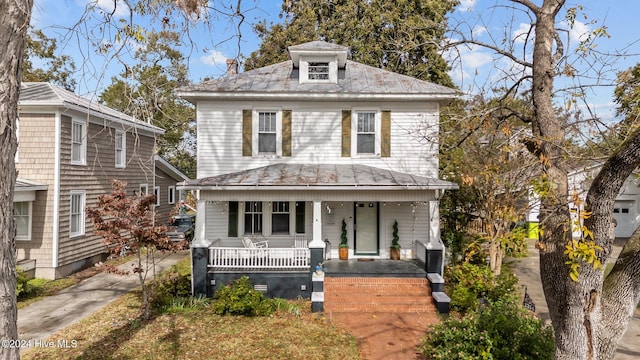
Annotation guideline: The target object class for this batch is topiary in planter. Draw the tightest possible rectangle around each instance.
[390,220,401,260]
[339,219,349,260]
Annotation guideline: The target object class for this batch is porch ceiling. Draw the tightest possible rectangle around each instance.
[179,164,458,191]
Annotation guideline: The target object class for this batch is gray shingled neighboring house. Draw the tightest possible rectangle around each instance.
[14,82,172,279]
[178,41,459,311]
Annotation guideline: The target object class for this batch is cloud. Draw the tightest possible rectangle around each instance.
[88,0,130,18]
[200,49,229,67]
[457,0,477,12]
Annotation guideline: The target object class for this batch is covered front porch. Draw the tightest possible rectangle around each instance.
[183,164,456,310]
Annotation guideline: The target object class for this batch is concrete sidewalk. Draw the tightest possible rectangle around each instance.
[512,239,640,360]
[17,250,189,342]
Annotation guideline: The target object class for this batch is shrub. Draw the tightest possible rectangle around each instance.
[421,300,554,360]
[445,262,518,313]
[16,267,33,298]
[212,276,275,316]
[148,265,192,310]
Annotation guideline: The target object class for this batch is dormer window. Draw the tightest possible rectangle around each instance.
[308,62,330,80]
[299,57,338,84]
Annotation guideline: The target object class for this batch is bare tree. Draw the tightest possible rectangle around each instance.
[446,1,640,358]
[0,1,34,359]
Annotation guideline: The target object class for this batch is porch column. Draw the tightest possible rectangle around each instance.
[310,200,325,312]
[191,193,209,297]
[426,200,445,276]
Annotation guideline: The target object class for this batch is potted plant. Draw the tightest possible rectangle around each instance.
[339,219,349,260]
[390,220,401,260]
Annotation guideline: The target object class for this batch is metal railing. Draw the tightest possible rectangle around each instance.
[208,247,310,270]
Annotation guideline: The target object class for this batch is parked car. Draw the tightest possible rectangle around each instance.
[166,214,196,244]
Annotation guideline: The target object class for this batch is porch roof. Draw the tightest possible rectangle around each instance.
[179,164,458,191]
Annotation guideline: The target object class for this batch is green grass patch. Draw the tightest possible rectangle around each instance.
[21,293,359,360]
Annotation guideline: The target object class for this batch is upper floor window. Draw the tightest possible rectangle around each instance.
[243,109,291,157]
[70,191,86,237]
[14,201,31,241]
[357,112,376,154]
[258,112,277,154]
[342,110,390,158]
[115,130,126,168]
[71,120,87,165]
[154,186,160,206]
[308,62,330,80]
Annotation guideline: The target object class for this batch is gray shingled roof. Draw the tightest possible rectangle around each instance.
[19,82,164,134]
[180,164,458,190]
[178,42,458,102]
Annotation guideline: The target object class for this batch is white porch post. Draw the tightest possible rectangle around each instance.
[428,200,440,245]
[195,192,207,243]
[309,200,325,248]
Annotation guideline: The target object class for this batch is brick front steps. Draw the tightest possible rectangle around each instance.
[324,277,438,313]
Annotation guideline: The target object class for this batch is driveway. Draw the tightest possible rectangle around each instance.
[17,251,188,343]
[513,239,640,359]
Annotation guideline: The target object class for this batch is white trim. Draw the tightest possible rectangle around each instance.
[71,117,87,165]
[115,129,126,168]
[139,183,149,196]
[52,111,61,267]
[70,191,86,237]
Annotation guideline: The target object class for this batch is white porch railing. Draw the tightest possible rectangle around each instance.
[208,247,310,270]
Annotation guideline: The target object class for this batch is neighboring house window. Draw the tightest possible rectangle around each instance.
[71,119,87,165]
[154,186,160,206]
[139,184,148,196]
[168,186,175,205]
[272,201,290,235]
[308,62,329,80]
[179,189,187,202]
[244,201,262,235]
[14,201,31,241]
[70,191,86,237]
[115,130,126,168]
[356,112,376,154]
[258,112,277,153]
[243,110,292,157]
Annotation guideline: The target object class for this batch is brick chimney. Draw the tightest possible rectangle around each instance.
[226,59,238,76]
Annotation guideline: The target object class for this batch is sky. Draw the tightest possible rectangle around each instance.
[30,0,640,123]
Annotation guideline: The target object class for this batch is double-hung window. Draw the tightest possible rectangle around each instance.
[14,201,31,241]
[115,130,126,168]
[71,120,86,165]
[244,201,263,235]
[271,202,290,235]
[357,112,376,154]
[70,191,86,237]
[258,112,277,154]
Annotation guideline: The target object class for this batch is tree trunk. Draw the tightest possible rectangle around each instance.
[0,1,33,359]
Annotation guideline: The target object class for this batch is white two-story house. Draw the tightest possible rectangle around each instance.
[179,41,458,309]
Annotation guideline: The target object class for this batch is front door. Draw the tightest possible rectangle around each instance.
[355,202,378,255]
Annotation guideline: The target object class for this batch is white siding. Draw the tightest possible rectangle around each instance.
[196,100,439,179]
